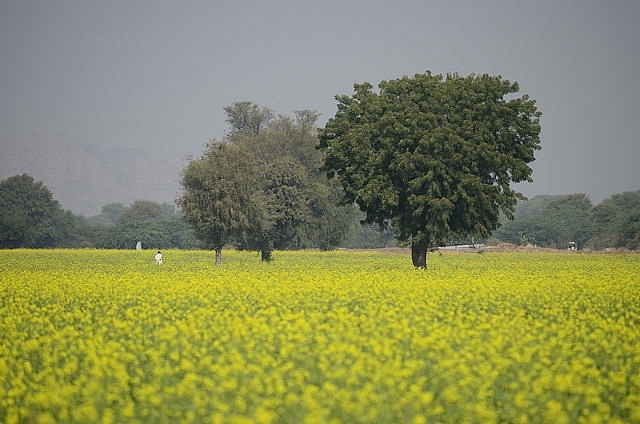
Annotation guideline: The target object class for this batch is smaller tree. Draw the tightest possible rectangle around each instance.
[178,141,259,264]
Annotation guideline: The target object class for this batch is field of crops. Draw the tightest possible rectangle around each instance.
[1,249,639,423]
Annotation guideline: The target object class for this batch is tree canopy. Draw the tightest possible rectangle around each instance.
[223,101,274,138]
[318,72,542,267]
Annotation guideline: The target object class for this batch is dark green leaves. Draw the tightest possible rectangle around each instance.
[318,71,542,265]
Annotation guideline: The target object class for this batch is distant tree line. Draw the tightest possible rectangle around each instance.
[0,175,201,249]
[492,191,640,251]
[84,200,200,250]
[0,174,385,252]
[2,172,637,252]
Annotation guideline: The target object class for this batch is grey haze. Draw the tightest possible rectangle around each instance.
[1,0,638,215]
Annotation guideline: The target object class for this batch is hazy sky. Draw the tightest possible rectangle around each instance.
[1,0,638,203]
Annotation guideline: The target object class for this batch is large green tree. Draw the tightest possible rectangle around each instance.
[318,72,542,267]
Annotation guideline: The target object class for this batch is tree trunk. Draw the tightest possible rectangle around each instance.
[261,249,272,262]
[215,247,222,265]
[261,235,273,262]
[411,242,428,268]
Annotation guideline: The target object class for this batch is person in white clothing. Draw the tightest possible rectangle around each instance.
[155,251,163,264]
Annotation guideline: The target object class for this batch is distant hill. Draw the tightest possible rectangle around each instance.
[0,133,182,216]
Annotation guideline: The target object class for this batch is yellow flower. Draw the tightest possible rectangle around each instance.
[1,249,638,423]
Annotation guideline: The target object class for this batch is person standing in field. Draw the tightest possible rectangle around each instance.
[155,251,163,264]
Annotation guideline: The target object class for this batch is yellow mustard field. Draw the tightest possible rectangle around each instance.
[1,249,639,423]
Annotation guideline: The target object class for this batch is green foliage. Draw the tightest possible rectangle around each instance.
[0,209,32,248]
[494,194,594,248]
[224,101,274,138]
[178,141,259,256]
[100,203,126,224]
[0,174,69,248]
[306,181,356,250]
[339,209,396,249]
[255,157,314,253]
[589,190,640,250]
[179,103,354,262]
[318,72,542,266]
[118,200,165,222]
[491,191,640,251]
[511,195,563,219]
[91,206,200,250]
